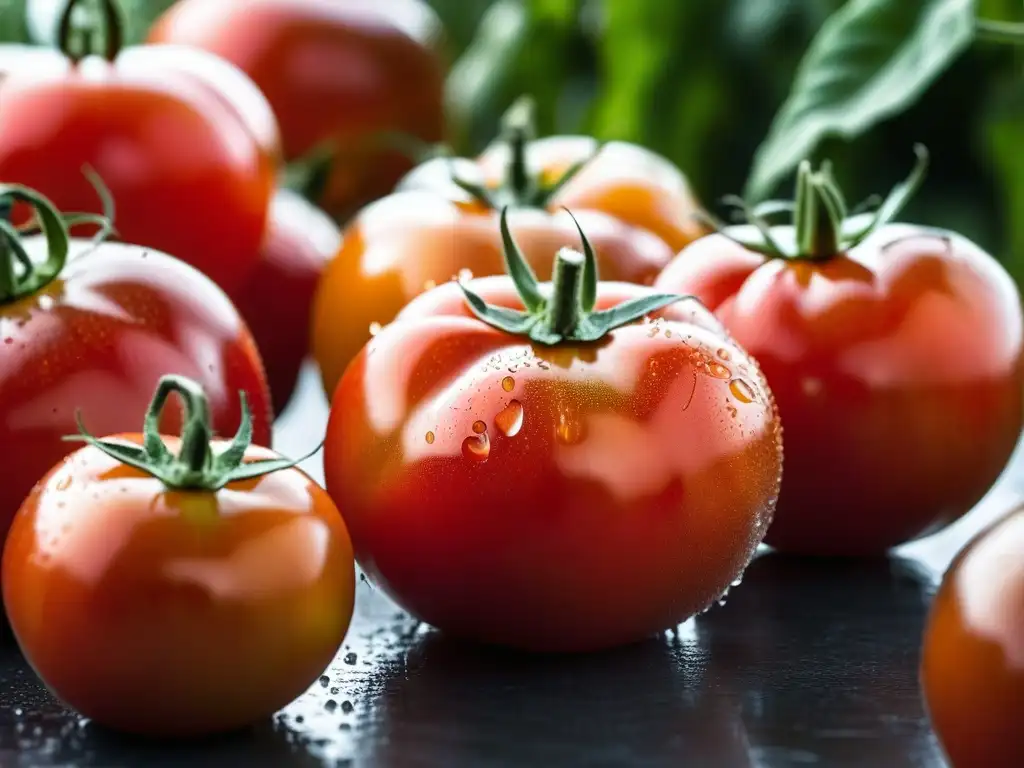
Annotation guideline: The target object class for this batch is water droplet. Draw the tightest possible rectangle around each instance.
[556,408,585,445]
[501,375,515,392]
[325,699,338,712]
[424,431,435,445]
[729,379,756,404]
[13,709,22,717]
[472,420,487,434]
[295,715,305,724]
[717,348,731,361]
[330,687,339,695]
[708,361,731,379]
[341,700,354,714]
[344,652,357,665]
[665,329,673,338]
[368,322,382,337]
[319,675,330,687]
[55,476,71,491]
[495,400,524,437]
[458,268,474,283]
[462,433,490,462]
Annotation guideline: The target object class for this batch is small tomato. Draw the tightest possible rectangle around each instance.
[324,210,781,652]
[655,148,1024,555]
[311,99,708,397]
[2,375,355,738]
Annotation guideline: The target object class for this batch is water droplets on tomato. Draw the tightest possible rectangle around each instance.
[729,379,756,404]
[424,431,435,445]
[55,476,72,492]
[707,361,731,379]
[495,400,524,437]
[462,433,490,462]
[368,322,382,337]
[717,348,731,361]
[472,420,487,434]
[501,375,515,392]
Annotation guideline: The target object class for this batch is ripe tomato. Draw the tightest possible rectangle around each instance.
[230,190,341,415]
[0,0,278,292]
[921,503,1024,767]
[311,100,708,397]
[655,150,1024,555]
[0,183,272,554]
[2,375,354,737]
[323,211,781,652]
[148,0,446,222]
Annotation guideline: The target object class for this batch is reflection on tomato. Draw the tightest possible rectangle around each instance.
[921,503,1024,767]
[2,376,353,737]
[230,190,341,414]
[149,0,446,221]
[324,213,780,652]
[655,151,1024,555]
[0,0,278,292]
[312,101,707,397]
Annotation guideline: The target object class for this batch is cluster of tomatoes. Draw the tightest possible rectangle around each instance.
[0,0,1019,762]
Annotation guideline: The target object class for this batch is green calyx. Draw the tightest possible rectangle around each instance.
[451,96,599,211]
[712,144,930,261]
[460,207,689,345]
[66,375,313,491]
[58,0,125,63]
[0,172,113,305]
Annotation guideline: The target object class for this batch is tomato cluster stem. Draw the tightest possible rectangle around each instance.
[545,248,585,337]
[58,0,125,63]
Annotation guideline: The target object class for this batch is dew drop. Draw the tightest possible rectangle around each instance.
[344,652,357,665]
[462,433,491,462]
[472,420,487,434]
[717,348,731,361]
[325,699,338,712]
[55,476,72,492]
[665,329,673,338]
[341,701,354,714]
[458,268,474,283]
[319,675,330,688]
[708,361,731,379]
[556,409,586,445]
[495,400,524,437]
[424,431,435,445]
[501,375,515,392]
[729,379,756,404]
[368,322,382,337]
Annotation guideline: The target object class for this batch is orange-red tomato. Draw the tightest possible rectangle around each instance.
[2,436,354,737]
[921,504,1024,767]
[0,4,278,293]
[230,190,341,414]
[311,133,707,397]
[324,262,781,651]
[656,176,1024,555]
[148,0,446,221]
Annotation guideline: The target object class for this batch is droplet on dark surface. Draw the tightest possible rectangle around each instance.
[344,652,357,665]
[341,701,354,714]
[325,699,337,712]
[319,675,330,688]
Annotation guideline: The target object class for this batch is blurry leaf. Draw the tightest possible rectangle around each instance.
[983,81,1024,282]
[0,0,28,42]
[26,0,174,46]
[746,0,976,202]
[424,0,492,56]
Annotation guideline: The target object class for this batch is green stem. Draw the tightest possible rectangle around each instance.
[0,235,14,301]
[975,18,1024,46]
[58,0,125,63]
[145,377,214,475]
[793,163,841,259]
[501,97,536,202]
[545,247,585,337]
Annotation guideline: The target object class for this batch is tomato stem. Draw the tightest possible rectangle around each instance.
[546,248,585,337]
[58,0,125,63]
[147,377,215,476]
[794,161,842,260]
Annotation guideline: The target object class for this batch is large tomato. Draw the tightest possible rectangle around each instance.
[230,189,341,415]
[323,211,782,652]
[3,375,354,737]
[655,149,1024,555]
[0,0,278,292]
[0,183,272,553]
[148,0,446,222]
[311,99,708,397]
[921,502,1024,767]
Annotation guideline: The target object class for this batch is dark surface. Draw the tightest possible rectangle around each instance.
[2,365,1021,768]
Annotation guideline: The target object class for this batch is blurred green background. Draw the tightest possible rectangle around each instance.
[2,0,1023,278]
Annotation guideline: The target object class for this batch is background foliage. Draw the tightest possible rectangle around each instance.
[1,0,1023,279]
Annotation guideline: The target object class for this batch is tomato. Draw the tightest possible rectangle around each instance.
[148,0,446,222]
[2,375,354,737]
[311,100,708,397]
[0,183,272,555]
[655,149,1024,555]
[0,0,278,293]
[230,190,341,415]
[921,502,1024,767]
[323,211,782,652]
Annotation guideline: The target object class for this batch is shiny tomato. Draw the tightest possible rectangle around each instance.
[323,212,781,652]
[0,184,272,554]
[0,0,278,292]
[311,101,707,397]
[2,375,354,737]
[655,151,1024,555]
[230,190,341,414]
[148,0,446,221]
[921,503,1024,767]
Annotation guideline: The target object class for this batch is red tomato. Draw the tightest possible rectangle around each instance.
[0,0,278,292]
[323,213,781,652]
[2,376,354,737]
[230,190,341,414]
[0,185,272,553]
[921,503,1024,767]
[655,154,1024,555]
[148,0,446,221]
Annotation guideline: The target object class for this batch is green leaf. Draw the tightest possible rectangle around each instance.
[0,0,28,42]
[983,80,1024,284]
[745,0,976,202]
[498,207,544,312]
[582,295,690,341]
[459,282,537,334]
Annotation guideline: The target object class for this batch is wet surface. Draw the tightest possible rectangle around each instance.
[2,363,1022,767]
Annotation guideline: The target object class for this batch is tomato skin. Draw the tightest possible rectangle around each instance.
[2,437,354,737]
[230,190,341,414]
[312,196,682,398]
[0,237,272,550]
[148,0,446,221]
[324,288,782,652]
[655,225,1024,555]
[0,47,276,293]
[921,505,1024,767]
